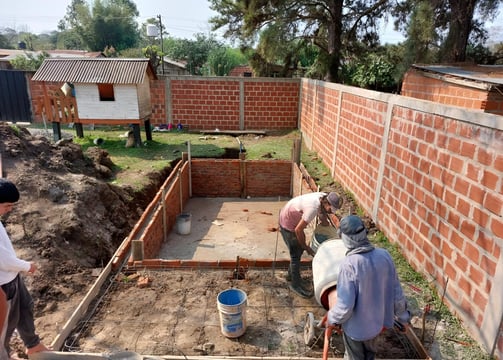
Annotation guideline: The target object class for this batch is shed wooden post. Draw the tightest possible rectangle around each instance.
[132,124,142,147]
[73,123,83,138]
[144,119,152,141]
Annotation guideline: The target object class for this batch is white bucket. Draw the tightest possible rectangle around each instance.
[176,213,191,235]
[217,288,247,338]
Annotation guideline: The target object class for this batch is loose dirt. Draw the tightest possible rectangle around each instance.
[0,123,487,359]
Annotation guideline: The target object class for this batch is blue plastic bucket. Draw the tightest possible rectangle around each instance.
[217,288,247,338]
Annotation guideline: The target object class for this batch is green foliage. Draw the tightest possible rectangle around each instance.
[163,33,221,75]
[10,51,50,71]
[394,0,500,64]
[9,125,21,137]
[466,43,497,64]
[206,47,246,76]
[119,47,144,58]
[60,0,140,51]
[401,1,438,68]
[0,34,13,49]
[343,53,397,91]
[57,29,85,50]
[300,145,334,190]
[209,0,393,82]
[142,45,163,73]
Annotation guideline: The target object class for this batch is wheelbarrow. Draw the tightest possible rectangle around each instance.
[304,311,409,360]
[304,312,341,360]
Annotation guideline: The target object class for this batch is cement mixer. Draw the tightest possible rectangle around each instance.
[304,238,347,351]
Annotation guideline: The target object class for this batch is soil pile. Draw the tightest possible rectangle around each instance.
[0,123,164,357]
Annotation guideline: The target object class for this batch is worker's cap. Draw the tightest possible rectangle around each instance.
[339,215,366,235]
[0,178,20,203]
[327,192,343,213]
[338,215,369,250]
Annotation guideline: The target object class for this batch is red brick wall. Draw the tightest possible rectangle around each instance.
[380,108,501,326]
[401,69,503,116]
[149,77,299,130]
[191,159,292,197]
[243,81,299,129]
[149,78,166,125]
[113,161,190,264]
[245,160,291,197]
[191,159,242,197]
[300,79,503,358]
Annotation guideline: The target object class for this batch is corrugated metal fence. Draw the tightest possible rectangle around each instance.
[0,70,31,122]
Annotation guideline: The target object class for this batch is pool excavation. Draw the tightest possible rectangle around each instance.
[41,155,431,359]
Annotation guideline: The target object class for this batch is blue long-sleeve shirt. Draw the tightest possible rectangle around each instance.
[327,248,409,341]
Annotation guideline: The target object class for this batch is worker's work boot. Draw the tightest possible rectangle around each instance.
[289,270,313,299]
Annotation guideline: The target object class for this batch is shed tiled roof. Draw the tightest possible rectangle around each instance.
[32,58,156,83]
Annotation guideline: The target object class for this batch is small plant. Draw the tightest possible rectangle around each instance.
[9,124,21,137]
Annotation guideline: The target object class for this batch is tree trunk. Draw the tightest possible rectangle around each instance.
[440,0,477,62]
[326,0,344,82]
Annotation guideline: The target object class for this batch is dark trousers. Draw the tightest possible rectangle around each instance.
[342,332,378,360]
[1,275,40,355]
[279,226,304,281]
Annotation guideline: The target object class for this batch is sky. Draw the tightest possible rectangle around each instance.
[1,0,502,45]
[0,0,223,39]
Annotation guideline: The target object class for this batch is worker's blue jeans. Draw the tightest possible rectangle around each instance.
[279,226,303,283]
[1,275,40,355]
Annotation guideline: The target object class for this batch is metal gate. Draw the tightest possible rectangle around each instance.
[0,70,32,122]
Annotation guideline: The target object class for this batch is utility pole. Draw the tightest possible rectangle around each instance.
[157,14,164,75]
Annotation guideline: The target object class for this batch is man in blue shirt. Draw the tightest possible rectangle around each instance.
[327,215,410,359]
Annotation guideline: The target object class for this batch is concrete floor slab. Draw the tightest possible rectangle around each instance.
[159,197,315,261]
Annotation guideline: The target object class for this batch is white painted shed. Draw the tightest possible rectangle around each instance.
[32,58,157,145]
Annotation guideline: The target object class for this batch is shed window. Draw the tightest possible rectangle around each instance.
[98,83,115,101]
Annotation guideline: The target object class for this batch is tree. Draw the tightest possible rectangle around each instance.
[439,0,499,62]
[0,28,18,49]
[0,33,13,49]
[59,0,140,51]
[393,0,501,63]
[10,52,49,71]
[163,33,221,75]
[142,44,163,72]
[206,47,247,75]
[209,0,393,82]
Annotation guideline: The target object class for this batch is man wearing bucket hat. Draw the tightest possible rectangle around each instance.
[0,178,51,358]
[278,191,342,298]
[326,215,410,360]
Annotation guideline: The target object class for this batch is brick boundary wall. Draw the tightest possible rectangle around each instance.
[29,76,300,131]
[300,78,503,359]
[149,76,300,130]
[190,159,292,198]
[401,68,503,116]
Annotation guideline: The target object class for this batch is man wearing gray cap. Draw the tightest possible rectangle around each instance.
[279,191,342,298]
[0,178,50,358]
[326,215,410,359]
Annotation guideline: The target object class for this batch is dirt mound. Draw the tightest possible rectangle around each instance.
[0,123,165,357]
